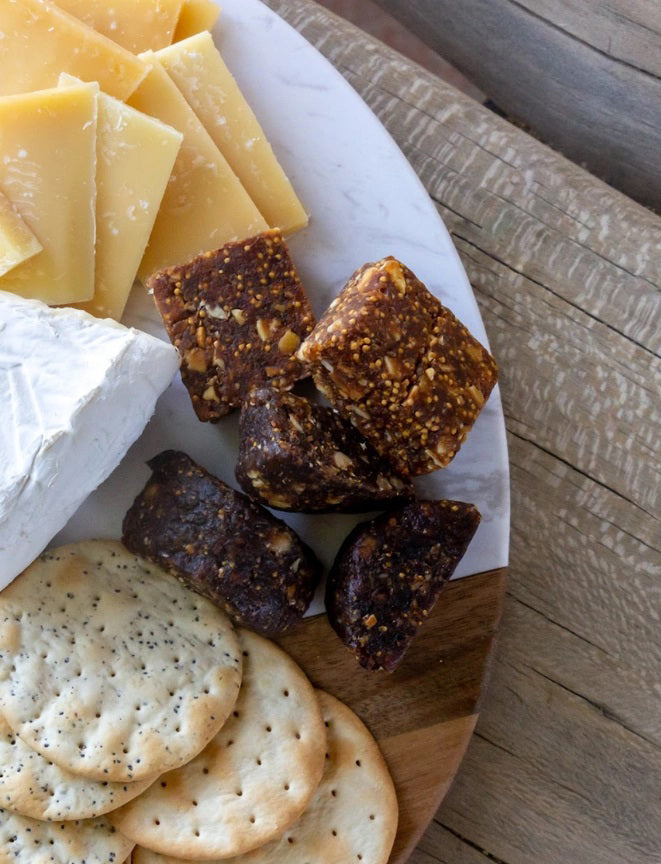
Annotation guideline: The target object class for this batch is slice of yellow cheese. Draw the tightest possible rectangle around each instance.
[155,31,308,235]
[173,0,220,41]
[59,75,183,321]
[0,190,42,278]
[0,0,146,100]
[54,0,184,53]
[129,56,267,281]
[0,84,97,305]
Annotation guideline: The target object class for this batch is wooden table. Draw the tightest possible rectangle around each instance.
[370,0,661,213]
[265,2,661,862]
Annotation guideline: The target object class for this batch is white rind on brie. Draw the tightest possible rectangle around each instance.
[0,290,180,589]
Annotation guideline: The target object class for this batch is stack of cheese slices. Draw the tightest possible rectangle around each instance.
[0,0,310,592]
[0,0,307,321]
[0,540,398,864]
[0,7,400,862]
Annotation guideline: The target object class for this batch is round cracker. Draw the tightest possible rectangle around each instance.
[110,629,326,860]
[129,690,398,864]
[0,714,155,821]
[0,540,242,783]
[0,806,134,864]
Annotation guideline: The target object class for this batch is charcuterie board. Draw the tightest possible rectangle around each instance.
[51,0,510,859]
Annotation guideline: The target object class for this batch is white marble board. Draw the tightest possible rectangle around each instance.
[55,0,510,610]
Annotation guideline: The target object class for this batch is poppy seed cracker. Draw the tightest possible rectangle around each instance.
[148,229,316,421]
[0,714,154,821]
[297,257,498,476]
[0,805,134,864]
[0,540,243,784]
[110,629,327,860]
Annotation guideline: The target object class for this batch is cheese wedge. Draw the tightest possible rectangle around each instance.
[0,84,98,306]
[59,74,183,321]
[0,290,180,590]
[54,0,183,53]
[156,31,308,235]
[173,0,220,41]
[129,57,267,280]
[0,0,146,100]
[0,190,42,278]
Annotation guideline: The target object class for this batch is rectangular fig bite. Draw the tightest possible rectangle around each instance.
[236,387,413,512]
[148,229,316,420]
[122,450,322,635]
[325,499,481,671]
[297,257,498,476]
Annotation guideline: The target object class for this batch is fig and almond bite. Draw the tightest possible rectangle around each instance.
[122,450,322,636]
[236,387,413,512]
[326,499,481,672]
[297,257,498,476]
[147,229,316,421]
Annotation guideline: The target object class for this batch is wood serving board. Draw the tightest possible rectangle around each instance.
[276,566,507,863]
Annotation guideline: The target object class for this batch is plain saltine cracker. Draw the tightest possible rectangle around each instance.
[0,540,243,783]
[111,629,326,859]
[129,689,397,864]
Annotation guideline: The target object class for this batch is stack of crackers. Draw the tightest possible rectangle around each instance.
[0,540,397,864]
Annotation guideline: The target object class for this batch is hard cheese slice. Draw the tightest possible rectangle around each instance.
[156,31,308,235]
[54,0,183,53]
[0,290,180,590]
[129,57,267,281]
[0,83,98,305]
[59,74,183,321]
[0,190,42,278]
[173,0,220,41]
[0,0,146,100]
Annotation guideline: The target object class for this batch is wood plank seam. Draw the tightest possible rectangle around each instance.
[475,729,596,807]
[528,666,659,748]
[504,0,661,78]
[449,229,657,353]
[506,428,655,516]
[433,820,511,864]
[511,595,611,657]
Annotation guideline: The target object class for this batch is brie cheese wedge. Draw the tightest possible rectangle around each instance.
[0,290,180,589]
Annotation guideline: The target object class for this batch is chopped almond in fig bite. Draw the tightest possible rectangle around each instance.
[298,256,498,476]
[326,499,481,671]
[122,449,322,636]
[148,229,316,421]
[236,387,413,512]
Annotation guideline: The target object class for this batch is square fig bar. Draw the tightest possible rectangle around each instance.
[297,257,498,476]
[148,230,316,421]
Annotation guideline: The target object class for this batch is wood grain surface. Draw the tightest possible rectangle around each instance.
[263,2,661,862]
[370,0,661,212]
[277,569,506,863]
